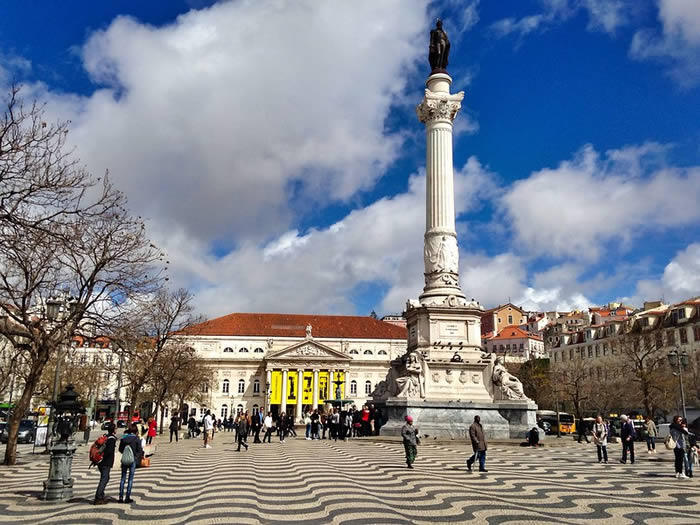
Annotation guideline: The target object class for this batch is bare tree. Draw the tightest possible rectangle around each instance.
[553,352,591,421]
[111,288,202,426]
[509,358,555,409]
[0,87,161,465]
[611,331,673,417]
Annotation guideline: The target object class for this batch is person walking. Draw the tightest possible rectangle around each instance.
[263,411,274,443]
[331,408,341,441]
[94,422,117,505]
[401,415,419,469]
[252,410,262,443]
[187,415,197,438]
[203,410,214,449]
[169,415,180,443]
[577,419,590,444]
[146,416,157,445]
[236,412,249,451]
[619,414,636,464]
[467,415,488,473]
[683,419,697,478]
[310,409,320,440]
[592,415,608,464]
[644,416,657,454]
[286,413,297,438]
[669,415,688,479]
[278,411,287,443]
[119,423,144,504]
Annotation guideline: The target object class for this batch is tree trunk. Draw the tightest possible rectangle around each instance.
[154,400,161,434]
[159,404,165,435]
[3,353,47,465]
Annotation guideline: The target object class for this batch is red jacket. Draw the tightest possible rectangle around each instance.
[147,419,157,437]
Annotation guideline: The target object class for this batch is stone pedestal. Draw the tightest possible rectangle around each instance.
[41,438,77,501]
[377,398,537,439]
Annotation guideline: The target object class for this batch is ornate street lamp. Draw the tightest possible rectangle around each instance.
[41,385,85,501]
[667,348,689,420]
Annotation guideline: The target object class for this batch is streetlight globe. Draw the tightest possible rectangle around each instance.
[680,351,689,368]
[667,350,678,367]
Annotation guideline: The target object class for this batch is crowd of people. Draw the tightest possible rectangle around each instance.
[190,404,384,451]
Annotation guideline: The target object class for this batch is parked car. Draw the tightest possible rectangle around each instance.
[0,419,37,444]
[0,422,6,435]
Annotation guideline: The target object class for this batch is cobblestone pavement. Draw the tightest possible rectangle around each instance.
[0,435,698,524]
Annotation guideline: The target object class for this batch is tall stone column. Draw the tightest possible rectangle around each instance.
[312,369,319,409]
[416,73,467,306]
[295,369,304,421]
[280,369,288,414]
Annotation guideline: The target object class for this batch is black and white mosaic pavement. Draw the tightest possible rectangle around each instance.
[0,435,698,524]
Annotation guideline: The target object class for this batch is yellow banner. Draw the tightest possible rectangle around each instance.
[286,372,299,404]
[318,372,329,402]
[270,371,282,405]
[302,371,314,404]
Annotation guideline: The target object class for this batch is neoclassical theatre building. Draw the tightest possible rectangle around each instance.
[180,313,408,421]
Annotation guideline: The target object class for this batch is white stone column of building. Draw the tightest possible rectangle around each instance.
[312,369,319,409]
[281,369,288,414]
[416,73,466,304]
[295,369,303,421]
[329,369,335,401]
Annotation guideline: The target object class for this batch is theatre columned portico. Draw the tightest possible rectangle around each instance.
[264,336,351,419]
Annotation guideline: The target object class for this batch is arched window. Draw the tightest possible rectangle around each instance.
[253,404,259,414]
[350,380,357,395]
[238,379,245,393]
[239,347,249,353]
[223,347,234,353]
[221,404,228,419]
[253,379,260,394]
[364,381,372,395]
[378,350,388,355]
[349,349,359,355]
[237,404,243,414]
[222,379,230,394]
[363,349,373,355]
[254,347,264,353]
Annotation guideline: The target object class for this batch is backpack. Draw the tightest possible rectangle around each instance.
[89,434,109,466]
[121,443,135,466]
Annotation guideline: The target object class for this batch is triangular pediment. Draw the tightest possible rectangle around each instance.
[266,339,351,361]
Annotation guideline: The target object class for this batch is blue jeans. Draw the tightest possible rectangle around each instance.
[468,450,487,470]
[305,424,311,438]
[646,436,655,451]
[120,462,136,500]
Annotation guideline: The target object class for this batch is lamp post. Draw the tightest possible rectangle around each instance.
[667,348,689,421]
[41,384,85,501]
[43,295,77,453]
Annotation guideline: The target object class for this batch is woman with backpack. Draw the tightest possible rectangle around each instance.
[119,423,144,503]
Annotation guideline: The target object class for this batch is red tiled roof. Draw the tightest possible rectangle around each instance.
[490,325,542,341]
[182,313,408,340]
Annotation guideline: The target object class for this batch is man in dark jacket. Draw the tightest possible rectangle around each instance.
[251,410,262,443]
[94,422,117,505]
[619,414,636,464]
[169,415,180,443]
[467,415,488,473]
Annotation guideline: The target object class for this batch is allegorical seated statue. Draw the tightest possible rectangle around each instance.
[395,351,425,398]
[491,356,529,401]
[429,19,451,72]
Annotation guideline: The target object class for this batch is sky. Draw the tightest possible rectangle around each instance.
[1,0,699,319]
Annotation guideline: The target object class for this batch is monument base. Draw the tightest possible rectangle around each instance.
[376,397,537,439]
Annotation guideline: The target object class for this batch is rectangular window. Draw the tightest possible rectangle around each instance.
[655,333,663,348]
[595,346,600,357]
[519,343,524,350]
[680,328,688,344]
[506,344,510,350]
[695,326,700,342]
[666,331,675,346]
[106,354,113,365]
[677,308,686,319]
[588,347,593,358]
[569,349,574,360]
[603,343,608,355]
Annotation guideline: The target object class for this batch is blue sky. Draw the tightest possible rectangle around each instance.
[1,0,698,318]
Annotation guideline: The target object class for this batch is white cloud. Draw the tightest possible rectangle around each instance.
[623,243,700,305]
[502,143,700,260]
[630,0,700,86]
[24,1,431,247]
[490,0,631,40]
[187,157,496,317]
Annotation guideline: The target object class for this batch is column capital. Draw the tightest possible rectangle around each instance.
[416,89,465,124]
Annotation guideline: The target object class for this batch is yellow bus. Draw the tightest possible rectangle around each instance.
[537,410,576,434]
